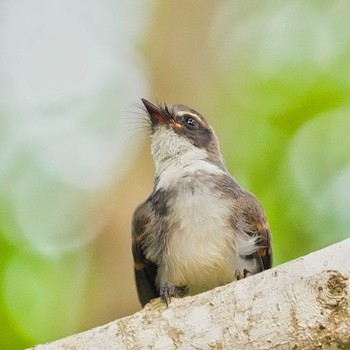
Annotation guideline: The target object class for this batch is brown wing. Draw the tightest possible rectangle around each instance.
[131,201,159,307]
[238,191,272,270]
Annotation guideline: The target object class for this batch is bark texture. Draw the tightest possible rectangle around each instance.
[30,239,350,349]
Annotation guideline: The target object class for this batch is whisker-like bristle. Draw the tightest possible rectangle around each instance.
[122,105,153,141]
[156,101,175,122]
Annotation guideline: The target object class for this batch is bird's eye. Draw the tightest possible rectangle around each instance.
[184,116,197,127]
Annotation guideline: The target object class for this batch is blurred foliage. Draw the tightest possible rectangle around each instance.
[208,1,350,264]
[0,1,350,349]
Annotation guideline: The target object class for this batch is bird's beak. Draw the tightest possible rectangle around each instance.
[141,98,169,126]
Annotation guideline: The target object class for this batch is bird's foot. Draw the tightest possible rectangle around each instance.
[235,269,253,281]
[160,282,188,307]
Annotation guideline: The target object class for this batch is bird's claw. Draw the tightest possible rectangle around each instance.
[160,282,188,307]
[235,269,253,280]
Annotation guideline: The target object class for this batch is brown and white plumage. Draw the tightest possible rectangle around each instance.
[132,99,272,307]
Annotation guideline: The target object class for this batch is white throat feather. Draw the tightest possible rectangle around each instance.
[151,128,225,190]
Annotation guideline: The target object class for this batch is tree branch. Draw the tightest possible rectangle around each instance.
[30,239,350,349]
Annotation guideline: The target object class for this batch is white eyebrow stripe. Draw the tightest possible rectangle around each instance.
[176,111,199,118]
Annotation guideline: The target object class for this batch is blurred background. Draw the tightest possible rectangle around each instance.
[0,1,349,348]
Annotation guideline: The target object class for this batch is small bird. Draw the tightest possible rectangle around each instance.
[132,99,272,307]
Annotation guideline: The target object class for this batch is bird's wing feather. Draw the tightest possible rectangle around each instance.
[132,201,159,307]
[237,191,272,271]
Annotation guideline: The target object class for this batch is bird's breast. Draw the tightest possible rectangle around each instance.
[157,177,238,294]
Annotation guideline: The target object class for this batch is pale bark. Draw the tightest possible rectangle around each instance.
[30,239,350,350]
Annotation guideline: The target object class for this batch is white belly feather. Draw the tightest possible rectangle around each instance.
[155,169,260,296]
[160,186,237,295]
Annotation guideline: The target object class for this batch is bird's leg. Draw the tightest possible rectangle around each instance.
[160,282,188,307]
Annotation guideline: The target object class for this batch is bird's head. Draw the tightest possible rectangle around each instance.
[141,98,225,174]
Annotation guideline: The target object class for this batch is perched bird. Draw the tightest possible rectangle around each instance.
[132,99,272,307]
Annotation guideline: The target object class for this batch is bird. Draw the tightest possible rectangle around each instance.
[131,98,272,307]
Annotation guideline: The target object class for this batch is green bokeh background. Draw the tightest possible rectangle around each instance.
[1,1,349,349]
